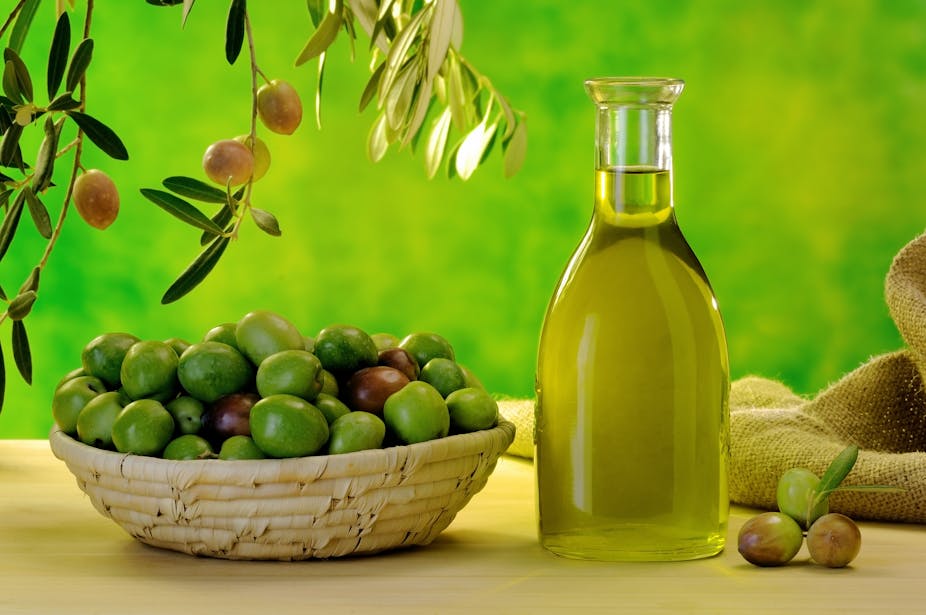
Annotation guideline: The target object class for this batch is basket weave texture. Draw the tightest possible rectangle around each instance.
[50,420,515,560]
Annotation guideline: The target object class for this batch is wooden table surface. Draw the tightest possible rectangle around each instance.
[2,439,924,614]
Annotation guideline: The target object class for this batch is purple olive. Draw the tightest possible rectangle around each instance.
[377,347,419,381]
[343,366,410,416]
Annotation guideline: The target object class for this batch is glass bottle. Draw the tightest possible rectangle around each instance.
[535,77,730,561]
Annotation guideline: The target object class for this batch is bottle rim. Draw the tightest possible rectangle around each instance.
[585,77,684,106]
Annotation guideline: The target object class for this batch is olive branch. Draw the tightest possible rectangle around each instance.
[0,0,526,418]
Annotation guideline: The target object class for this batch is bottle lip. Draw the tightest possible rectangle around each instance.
[585,77,684,105]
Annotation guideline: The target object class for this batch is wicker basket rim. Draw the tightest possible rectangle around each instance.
[50,419,516,482]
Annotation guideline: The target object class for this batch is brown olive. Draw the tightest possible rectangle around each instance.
[343,366,410,416]
[257,79,303,135]
[737,512,803,567]
[377,347,419,381]
[202,139,254,186]
[807,513,861,568]
[73,169,119,230]
[202,392,260,445]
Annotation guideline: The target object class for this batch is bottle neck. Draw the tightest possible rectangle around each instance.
[594,104,675,227]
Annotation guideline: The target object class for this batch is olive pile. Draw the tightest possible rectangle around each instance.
[52,310,499,460]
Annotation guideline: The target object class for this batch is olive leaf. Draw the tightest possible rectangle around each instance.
[162,176,227,203]
[47,92,80,111]
[161,235,230,304]
[0,191,25,262]
[65,38,93,93]
[314,50,326,129]
[306,0,328,27]
[0,122,24,168]
[424,106,451,179]
[18,266,39,294]
[66,111,129,160]
[815,445,859,500]
[11,319,31,385]
[3,61,24,104]
[503,119,527,178]
[378,8,426,99]
[3,49,33,104]
[200,209,234,246]
[250,207,281,236]
[181,0,196,27]
[384,61,417,131]
[22,186,52,239]
[225,0,246,65]
[32,116,61,193]
[455,118,497,180]
[295,4,342,67]
[427,0,458,83]
[7,289,36,321]
[9,0,41,55]
[358,62,385,112]
[140,188,224,234]
[367,113,388,163]
[47,12,71,100]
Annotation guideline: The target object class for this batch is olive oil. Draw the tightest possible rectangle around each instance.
[535,78,729,561]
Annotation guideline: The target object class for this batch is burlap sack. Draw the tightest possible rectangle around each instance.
[500,231,926,523]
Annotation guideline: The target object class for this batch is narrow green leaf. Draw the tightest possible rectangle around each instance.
[161,235,230,304]
[384,62,417,131]
[367,113,389,163]
[32,116,59,193]
[181,0,196,26]
[65,38,93,92]
[162,176,227,203]
[378,8,426,98]
[446,56,467,131]
[306,0,327,27]
[11,319,32,385]
[455,119,496,180]
[811,445,859,510]
[19,266,40,294]
[22,186,52,239]
[2,61,23,104]
[0,191,24,262]
[200,212,233,246]
[0,283,6,301]
[47,11,71,100]
[0,122,24,167]
[0,189,12,209]
[503,119,527,178]
[46,92,80,111]
[427,0,456,83]
[403,81,432,147]
[66,111,129,160]
[359,62,385,112]
[140,188,224,234]
[8,290,37,321]
[9,0,42,55]
[250,208,281,236]
[496,92,517,139]
[225,0,247,65]
[424,107,451,179]
[315,50,326,129]
[295,7,342,66]
[4,48,34,103]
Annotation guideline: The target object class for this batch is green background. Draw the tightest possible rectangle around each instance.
[2,0,925,437]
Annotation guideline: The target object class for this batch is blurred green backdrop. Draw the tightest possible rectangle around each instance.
[2,0,925,437]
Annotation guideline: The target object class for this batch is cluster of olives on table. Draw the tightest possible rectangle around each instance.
[738,456,863,569]
[52,310,499,460]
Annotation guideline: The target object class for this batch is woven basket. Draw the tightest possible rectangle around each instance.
[49,419,515,560]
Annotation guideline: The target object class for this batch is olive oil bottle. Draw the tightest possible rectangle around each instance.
[535,78,730,561]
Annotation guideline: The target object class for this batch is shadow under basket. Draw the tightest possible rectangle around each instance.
[49,420,515,561]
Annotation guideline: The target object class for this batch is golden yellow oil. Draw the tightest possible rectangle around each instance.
[535,166,730,561]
